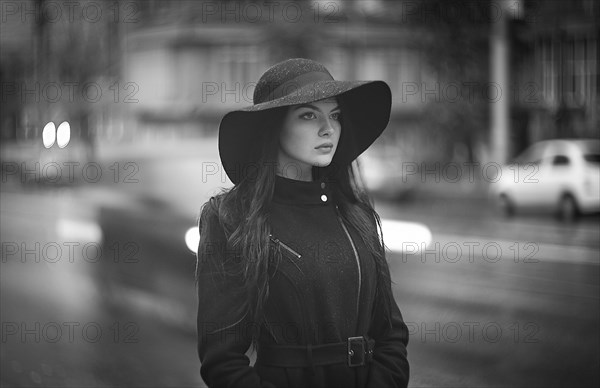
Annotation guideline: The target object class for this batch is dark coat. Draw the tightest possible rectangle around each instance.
[196,175,409,387]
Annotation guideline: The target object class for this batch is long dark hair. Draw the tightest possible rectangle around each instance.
[196,100,394,351]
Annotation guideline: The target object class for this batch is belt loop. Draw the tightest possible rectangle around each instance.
[306,343,316,375]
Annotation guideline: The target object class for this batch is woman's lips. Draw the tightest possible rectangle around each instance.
[315,144,333,153]
[315,143,334,149]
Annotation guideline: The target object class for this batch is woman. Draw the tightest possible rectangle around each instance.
[196,58,409,388]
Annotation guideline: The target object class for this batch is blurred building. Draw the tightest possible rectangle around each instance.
[121,0,435,158]
[511,0,599,154]
[2,0,598,165]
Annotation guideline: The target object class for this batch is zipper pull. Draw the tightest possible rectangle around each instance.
[269,233,302,259]
[279,240,302,260]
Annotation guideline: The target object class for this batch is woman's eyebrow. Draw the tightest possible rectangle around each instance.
[293,104,340,112]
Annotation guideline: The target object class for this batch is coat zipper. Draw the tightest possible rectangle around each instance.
[335,205,361,316]
[269,234,302,259]
[267,233,310,342]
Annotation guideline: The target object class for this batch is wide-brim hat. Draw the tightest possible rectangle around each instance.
[218,58,392,185]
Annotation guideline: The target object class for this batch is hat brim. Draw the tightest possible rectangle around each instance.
[219,80,391,185]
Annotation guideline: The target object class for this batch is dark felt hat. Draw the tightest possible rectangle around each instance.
[218,58,391,185]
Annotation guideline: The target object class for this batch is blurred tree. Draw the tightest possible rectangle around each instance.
[264,0,323,60]
[409,0,493,164]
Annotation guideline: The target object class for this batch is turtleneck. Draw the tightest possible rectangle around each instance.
[272,174,334,206]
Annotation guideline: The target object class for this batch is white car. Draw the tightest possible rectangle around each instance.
[491,139,600,220]
[358,141,417,200]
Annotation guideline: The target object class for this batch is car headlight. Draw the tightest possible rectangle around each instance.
[185,227,200,254]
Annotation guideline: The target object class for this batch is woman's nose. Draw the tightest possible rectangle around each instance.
[319,117,335,136]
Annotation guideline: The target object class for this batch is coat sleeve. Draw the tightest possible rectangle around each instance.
[366,213,410,387]
[367,288,410,388]
[196,203,277,388]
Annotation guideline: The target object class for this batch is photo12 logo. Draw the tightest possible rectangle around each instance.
[191,0,343,24]
[406,320,541,344]
[2,240,140,264]
[1,81,139,104]
[1,1,140,24]
[2,321,139,344]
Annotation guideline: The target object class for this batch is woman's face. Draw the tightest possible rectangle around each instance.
[277,98,341,180]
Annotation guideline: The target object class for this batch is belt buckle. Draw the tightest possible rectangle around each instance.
[347,336,366,367]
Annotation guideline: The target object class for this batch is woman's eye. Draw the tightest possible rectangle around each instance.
[300,112,316,120]
[330,112,341,121]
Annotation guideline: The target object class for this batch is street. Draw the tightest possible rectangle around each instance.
[3,0,599,385]
[1,181,598,387]
[377,199,599,387]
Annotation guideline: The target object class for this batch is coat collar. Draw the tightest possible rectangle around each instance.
[273,174,334,206]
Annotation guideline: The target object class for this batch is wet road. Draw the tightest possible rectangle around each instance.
[1,187,202,387]
[1,184,598,387]
[376,199,599,387]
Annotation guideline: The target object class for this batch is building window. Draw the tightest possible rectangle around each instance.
[586,37,598,107]
[573,39,586,106]
[398,48,421,107]
[563,37,596,107]
[321,47,348,80]
[215,45,263,106]
[357,48,387,80]
[540,38,557,105]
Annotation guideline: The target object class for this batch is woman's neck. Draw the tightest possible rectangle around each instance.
[275,166,313,182]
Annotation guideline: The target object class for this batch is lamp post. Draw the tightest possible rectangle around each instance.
[490,0,523,164]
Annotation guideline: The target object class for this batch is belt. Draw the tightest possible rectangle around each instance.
[256,336,375,368]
